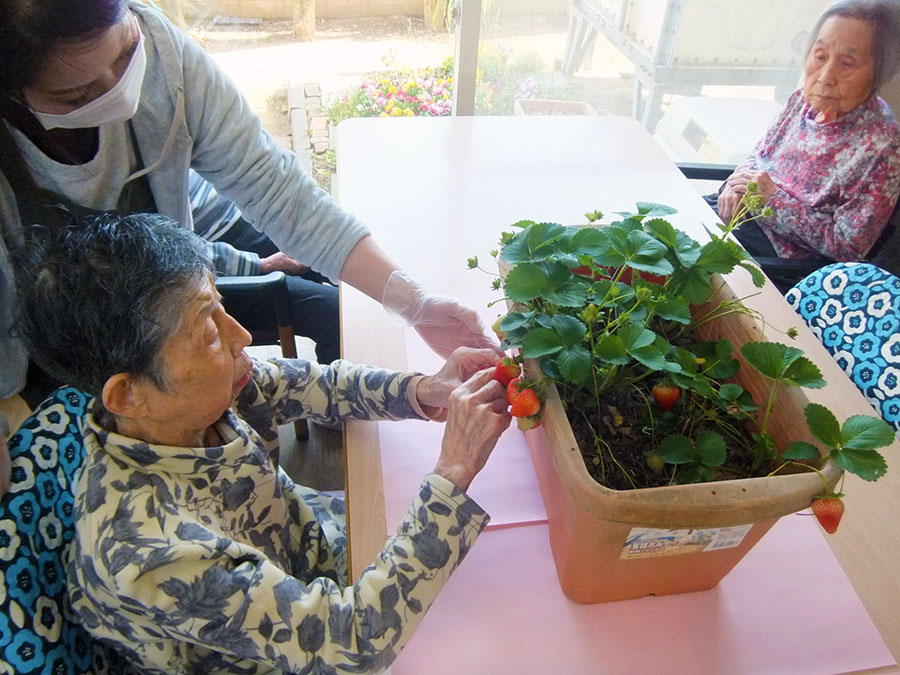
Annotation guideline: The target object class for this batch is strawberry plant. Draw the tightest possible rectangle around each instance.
[469,187,894,514]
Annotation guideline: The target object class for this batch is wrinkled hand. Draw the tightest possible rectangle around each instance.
[259,252,310,276]
[416,347,501,414]
[718,170,776,222]
[433,368,511,491]
[382,270,502,358]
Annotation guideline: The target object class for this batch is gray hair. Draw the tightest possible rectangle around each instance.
[14,212,212,397]
[806,0,900,91]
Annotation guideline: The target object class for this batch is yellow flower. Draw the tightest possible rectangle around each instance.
[391,107,403,116]
[389,85,397,94]
[405,108,415,116]
[385,99,394,110]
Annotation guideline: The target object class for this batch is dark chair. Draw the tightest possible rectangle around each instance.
[216,271,309,441]
[677,162,900,291]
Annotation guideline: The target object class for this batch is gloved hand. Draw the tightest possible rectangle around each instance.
[382,270,502,358]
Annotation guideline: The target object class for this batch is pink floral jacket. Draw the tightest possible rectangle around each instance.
[736,89,900,260]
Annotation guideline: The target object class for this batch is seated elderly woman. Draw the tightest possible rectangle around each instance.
[13,212,510,673]
[716,0,900,289]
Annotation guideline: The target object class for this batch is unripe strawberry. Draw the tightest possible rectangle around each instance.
[517,415,541,431]
[491,315,505,341]
[647,452,665,474]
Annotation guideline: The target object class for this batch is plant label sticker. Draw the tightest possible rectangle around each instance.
[620,525,754,559]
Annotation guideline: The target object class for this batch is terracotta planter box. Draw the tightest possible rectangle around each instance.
[515,275,842,604]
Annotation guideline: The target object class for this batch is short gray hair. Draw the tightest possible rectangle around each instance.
[806,0,900,91]
[14,212,212,397]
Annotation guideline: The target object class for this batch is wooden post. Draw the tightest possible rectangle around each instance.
[292,0,316,41]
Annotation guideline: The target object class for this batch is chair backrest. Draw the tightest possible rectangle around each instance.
[0,387,130,674]
[869,201,900,278]
[786,263,900,434]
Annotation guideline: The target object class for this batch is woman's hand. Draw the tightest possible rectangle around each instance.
[433,368,511,492]
[718,170,777,221]
[415,347,501,415]
[382,271,502,358]
[259,252,310,276]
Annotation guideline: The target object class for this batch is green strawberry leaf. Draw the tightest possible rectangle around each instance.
[805,403,843,448]
[659,434,694,464]
[557,346,592,385]
[630,345,667,370]
[551,314,587,348]
[669,266,712,304]
[840,415,897,451]
[570,227,608,257]
[504,262,547,302]
[740,342,805,380]
[672,230,703,268]
[643,218,677,247]
[521,328,563,359]
[655,297,693,324]
[593,335,629,365]
[635,202,678,218]
[782,356,826,389]
[619,323,656,351]
[696,239,740,274]
[831,448,888,482]
[499,311,537,331]
[782,441,820,460]
[696,431,727,467]
[718,383,744,402]
[737,260,767,288]
[543,281,590,308]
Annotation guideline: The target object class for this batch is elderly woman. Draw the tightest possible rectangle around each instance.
[13,212,510,674]
[717,0,900,285]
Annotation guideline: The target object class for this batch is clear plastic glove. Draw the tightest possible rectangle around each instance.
[382,270,502,358]
[433,367,511,491]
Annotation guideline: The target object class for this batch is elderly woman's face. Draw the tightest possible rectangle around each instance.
[803,16,876,122]
[136,274,254,443]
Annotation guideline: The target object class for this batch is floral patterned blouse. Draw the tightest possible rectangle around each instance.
[735,89,900,260]
[66,358,490,674]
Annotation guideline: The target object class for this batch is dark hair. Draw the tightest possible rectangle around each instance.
[806,0,900,91]
[0,0,127,96]
[14,212,212,397]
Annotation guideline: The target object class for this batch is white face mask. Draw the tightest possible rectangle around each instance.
[33,27,147,130]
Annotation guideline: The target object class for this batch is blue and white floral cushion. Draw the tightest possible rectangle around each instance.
[0,387,131,675]
[786,262,900,433]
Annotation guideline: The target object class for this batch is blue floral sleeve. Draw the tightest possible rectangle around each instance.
[235,359,422,440]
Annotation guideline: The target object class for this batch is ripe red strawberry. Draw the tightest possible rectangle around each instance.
[652,382,680,411]
[507,377,525,406]
[510,387,541,418]
[811,494,845,534]
[493,357,520,387]
[517,415,542,431]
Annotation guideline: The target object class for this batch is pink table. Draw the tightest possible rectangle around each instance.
[335,115,900,673]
